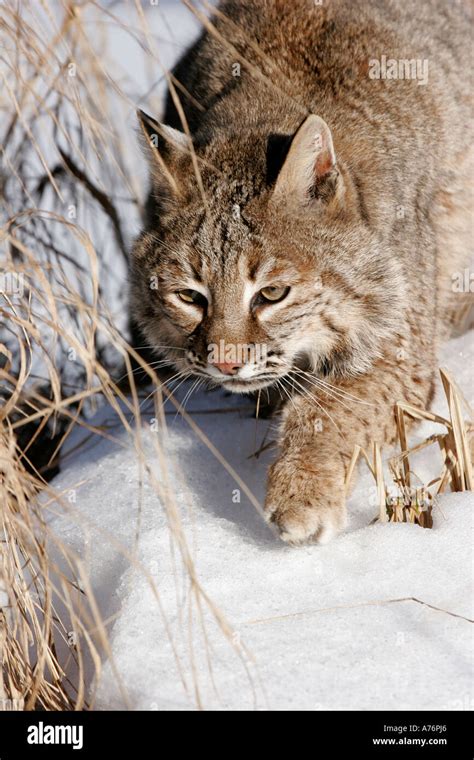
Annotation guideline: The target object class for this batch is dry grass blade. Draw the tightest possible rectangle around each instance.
[345,368,473,529]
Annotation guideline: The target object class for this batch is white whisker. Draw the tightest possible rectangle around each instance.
[295,368,376,407]
[286,372,344,437]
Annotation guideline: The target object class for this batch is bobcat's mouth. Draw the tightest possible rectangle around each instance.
[216,373,283,393]
[186,367,284,393]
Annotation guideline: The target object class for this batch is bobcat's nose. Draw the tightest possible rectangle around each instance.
[212,362,243,376]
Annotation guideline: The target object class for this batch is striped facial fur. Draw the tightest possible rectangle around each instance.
[131,112,405,394]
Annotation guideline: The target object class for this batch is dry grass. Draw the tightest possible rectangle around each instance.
[345,368,474,529]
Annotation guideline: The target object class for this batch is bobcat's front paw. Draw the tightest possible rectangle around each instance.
[264,457,347,545]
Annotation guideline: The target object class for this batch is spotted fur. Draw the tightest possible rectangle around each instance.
[131,0,473,544]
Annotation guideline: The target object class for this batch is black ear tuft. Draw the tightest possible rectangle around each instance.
[137,109,161,147]
[271,114,343,206]
[266,133,294,187]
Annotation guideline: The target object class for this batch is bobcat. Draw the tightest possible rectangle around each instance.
[131,0,473,544]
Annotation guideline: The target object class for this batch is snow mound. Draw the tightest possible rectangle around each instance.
[48,331,474,710]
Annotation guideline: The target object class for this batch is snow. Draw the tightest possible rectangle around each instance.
[47,329,474,710]
[4,0,472,711]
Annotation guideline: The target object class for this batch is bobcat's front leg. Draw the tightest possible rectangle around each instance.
[264,360,434,545]
[265,394,348,544]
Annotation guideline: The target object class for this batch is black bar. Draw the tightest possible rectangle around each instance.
[0,710,471,756]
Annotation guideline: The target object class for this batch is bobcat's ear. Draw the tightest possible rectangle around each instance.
[137,109,190,196]
[272,114,343,206]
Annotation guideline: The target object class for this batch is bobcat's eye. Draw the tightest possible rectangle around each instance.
[259,285,290,303]
[177,289,207,307]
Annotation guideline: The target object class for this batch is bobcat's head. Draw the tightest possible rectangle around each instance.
[131,111,405,393]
